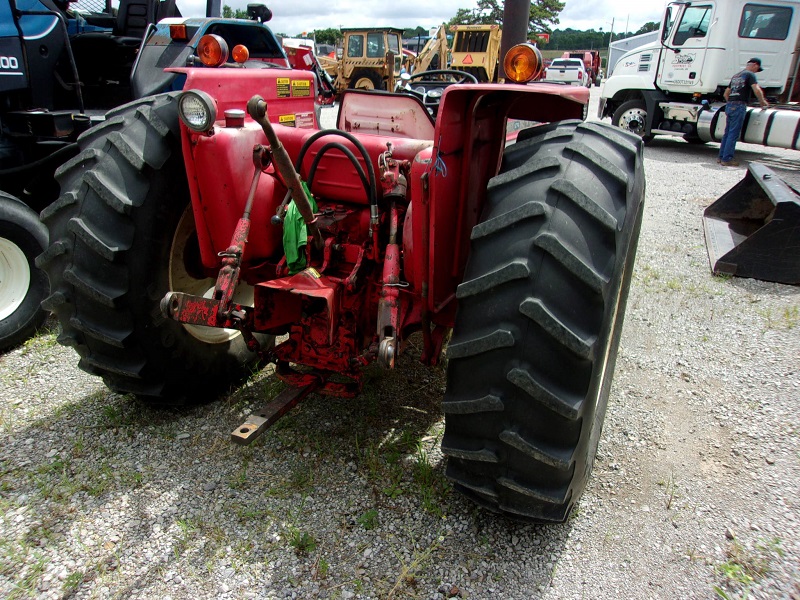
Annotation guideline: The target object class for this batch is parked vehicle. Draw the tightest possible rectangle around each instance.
[545,58,590,86]
[39,0,645,523]
[449,24,503,82]
[600,0,800,146]
[329,27,405,91]
[0,0,308,351]
[561,50,601,85]
[0,0,180,350]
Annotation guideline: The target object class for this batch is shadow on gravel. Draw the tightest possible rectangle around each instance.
[643,137,800,187]
[0,333,572,598]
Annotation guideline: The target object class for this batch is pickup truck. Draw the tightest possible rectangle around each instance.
[544,58,589,86]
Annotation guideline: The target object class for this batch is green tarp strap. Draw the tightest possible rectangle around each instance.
[283,182,318,275]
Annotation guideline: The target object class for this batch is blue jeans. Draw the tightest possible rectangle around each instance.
[718,102,746,162]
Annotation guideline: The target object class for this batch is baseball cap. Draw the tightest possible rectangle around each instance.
[747,58,763,72]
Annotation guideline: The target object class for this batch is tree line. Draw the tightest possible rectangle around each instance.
[222,3,660,50]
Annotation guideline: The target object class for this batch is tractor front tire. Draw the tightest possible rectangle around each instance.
[349,70,383,90]
[442,120,645,522]
[38,93,270,402]
[0,195,49,351]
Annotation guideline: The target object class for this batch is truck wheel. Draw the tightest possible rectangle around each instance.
[349,70,382,90]
[612,99,653,144]
[0,196,49,351]
[442,120,645,522]
[37,93,271,402]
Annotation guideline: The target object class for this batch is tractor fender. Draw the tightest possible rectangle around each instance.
[419,83,590,313]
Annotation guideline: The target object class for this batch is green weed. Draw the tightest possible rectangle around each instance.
[62,570,84,595]
[357,509,379,530]
[715,537,779,596]
[287,527,316,555]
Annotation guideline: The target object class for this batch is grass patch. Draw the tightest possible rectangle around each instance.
[715,537,782,597]
[357,509,379,530]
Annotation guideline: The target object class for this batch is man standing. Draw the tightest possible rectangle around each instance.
[718,58,769,166]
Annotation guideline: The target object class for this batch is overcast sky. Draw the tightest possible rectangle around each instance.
[178,0,666,37]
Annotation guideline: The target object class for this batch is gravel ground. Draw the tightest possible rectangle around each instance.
[1,87,799,600]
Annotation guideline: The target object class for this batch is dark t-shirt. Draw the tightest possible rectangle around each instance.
[728,69,758,103]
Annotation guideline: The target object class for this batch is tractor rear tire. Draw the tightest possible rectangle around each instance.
[37,93,271,403]
[0,195,49,351]
[442,120,645,522]
[349,70,383,90]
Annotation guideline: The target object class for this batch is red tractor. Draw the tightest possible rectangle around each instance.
[38,3,645,522]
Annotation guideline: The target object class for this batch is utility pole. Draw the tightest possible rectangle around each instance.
[607,17,615,69]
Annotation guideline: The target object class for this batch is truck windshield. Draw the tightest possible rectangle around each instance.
[672,4,713,45]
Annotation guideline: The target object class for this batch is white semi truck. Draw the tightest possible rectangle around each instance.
[599,0,800,147]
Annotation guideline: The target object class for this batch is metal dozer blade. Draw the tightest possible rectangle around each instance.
[703,162,800,285]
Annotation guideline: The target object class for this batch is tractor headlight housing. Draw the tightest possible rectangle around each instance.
[503,43,544,83]
[178,90,217,133]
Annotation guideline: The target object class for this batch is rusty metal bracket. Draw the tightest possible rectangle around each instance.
[230,383,317,445]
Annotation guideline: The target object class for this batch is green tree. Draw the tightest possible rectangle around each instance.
[313,28,342,45]
[222,4,248,19]
[635,21,660,35]
[403,26,428,38]
[448,0,565,34]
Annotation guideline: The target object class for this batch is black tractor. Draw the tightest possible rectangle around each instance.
[0,0,293,350]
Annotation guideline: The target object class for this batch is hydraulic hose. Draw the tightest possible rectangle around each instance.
[306,142,371,201]
[295,130,377,209]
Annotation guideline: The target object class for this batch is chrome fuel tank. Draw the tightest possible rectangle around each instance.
[697,104,800,150]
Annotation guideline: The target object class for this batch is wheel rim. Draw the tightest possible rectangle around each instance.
[168,206,252,344]
[354,76,375,90]
[618,106,648,137]
[0,237,30,322]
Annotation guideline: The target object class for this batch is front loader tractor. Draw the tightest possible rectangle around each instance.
[39,0,646,523]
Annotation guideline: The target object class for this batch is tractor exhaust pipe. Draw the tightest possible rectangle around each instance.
[246,95,323,248]
[499,0,530,76]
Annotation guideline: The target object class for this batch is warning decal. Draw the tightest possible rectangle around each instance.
[279,114,296,127]
[296,112,314,129]
[463,54,473,64]
[277,77,291,98]
[291,79,311,97]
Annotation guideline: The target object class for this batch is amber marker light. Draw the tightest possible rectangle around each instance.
[503,43,544,83]
[197,34,229,67]
[232,44,250,63]
[169,24,187,40]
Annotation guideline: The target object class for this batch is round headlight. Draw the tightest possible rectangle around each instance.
[178,90,217,133]
[503,43,544,83]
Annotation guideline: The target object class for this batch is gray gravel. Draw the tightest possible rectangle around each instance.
[1,87,799,599]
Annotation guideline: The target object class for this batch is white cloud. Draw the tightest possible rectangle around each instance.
[177,0,666,37]
[559,0,665,33]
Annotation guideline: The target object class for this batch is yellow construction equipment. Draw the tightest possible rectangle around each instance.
[449,24,502,82]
